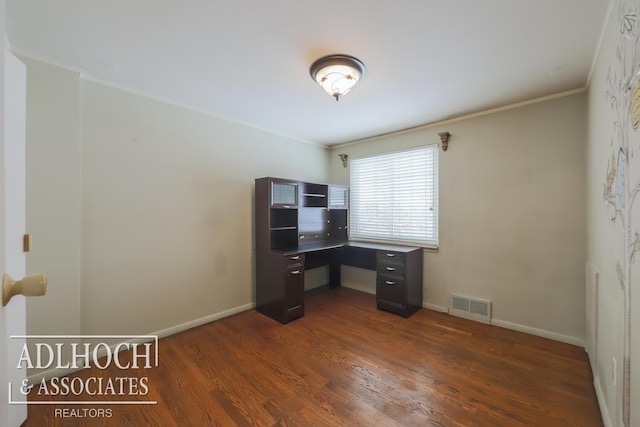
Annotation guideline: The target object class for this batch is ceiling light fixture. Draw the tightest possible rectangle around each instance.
[310,54,366,101]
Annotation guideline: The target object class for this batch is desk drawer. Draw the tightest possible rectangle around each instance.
[376,277,406,313]
[377,263,405,279]
[283,263,304,322]
[377,251,406,267]
[285,253,304,268]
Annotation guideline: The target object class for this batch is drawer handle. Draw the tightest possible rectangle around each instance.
[386,253,395,257]
[290,256,300,260]
[385,267,395,271]
[291,270,302,275]
[385,280,395,285]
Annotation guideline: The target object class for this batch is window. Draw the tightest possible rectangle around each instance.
[349,145,439,247]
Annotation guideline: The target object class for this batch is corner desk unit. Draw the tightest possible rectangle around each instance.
[255,177,423,324]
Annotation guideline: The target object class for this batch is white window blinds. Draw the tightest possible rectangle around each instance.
[349,145,439,247]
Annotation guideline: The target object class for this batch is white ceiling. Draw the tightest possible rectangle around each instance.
[7,1,609,146]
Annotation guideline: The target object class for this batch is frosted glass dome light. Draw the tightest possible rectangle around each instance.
[310,54,366,101]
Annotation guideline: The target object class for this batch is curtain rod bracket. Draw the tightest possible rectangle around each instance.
[338,153,349,168]
[438,132,451,152]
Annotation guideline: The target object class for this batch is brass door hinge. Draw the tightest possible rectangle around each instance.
[23,234,32,252]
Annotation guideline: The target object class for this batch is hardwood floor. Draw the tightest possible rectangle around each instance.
[22,287,602,426]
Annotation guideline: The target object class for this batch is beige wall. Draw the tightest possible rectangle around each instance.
[23,58,329,351]
[79,79,328,335]
[330,92,587,345]
[586,0,639,426]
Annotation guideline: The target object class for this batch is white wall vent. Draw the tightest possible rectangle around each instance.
[449,294,492,324]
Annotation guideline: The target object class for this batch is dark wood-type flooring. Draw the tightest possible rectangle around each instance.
[22,287,602,426]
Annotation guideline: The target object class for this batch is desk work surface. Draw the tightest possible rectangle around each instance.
[344,241,423,253]
[274,240,423,256]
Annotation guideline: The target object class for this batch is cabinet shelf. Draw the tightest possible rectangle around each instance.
[270,208,297,230]
[270,228,298,250]
[301,183,329,208]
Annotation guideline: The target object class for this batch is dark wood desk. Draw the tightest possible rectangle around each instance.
[254,177,423,324]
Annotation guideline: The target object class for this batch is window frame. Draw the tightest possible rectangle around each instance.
[348,145,439,249]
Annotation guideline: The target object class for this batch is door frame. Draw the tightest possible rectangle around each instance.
[0,47,29,426]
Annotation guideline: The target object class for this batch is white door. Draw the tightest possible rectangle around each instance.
[0,50,28,427]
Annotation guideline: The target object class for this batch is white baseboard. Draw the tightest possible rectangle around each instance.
[151,302,255,339]
[423,303,447,313]
[491,318,585,347]
[342,282,375,295]
[423,305,584,346]
[27,302,255,383]
[594,376,612,427]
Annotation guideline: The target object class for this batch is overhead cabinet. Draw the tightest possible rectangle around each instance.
[270,179,298,208]
[328,185,349,209]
